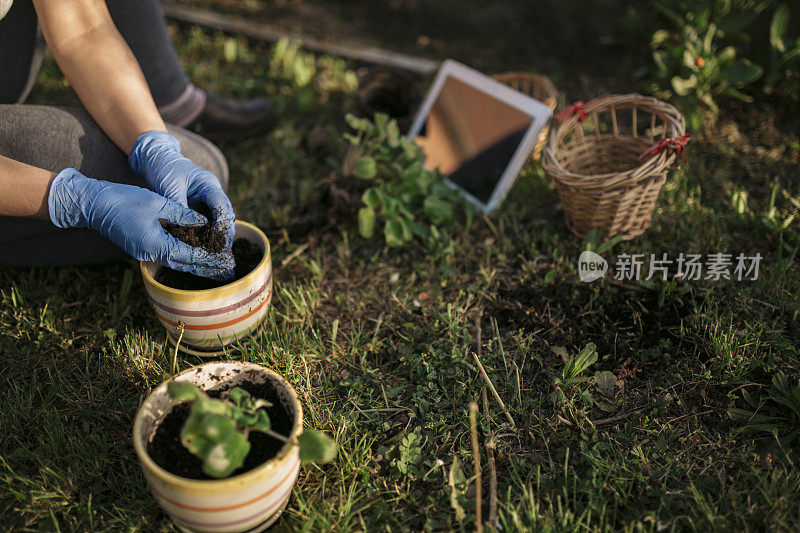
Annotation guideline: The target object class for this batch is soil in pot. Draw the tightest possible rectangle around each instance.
[154,238,262,290]
[147,379,296,480]
[163,203,227,255]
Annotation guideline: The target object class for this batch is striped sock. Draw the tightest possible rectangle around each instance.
[158,84,207,127]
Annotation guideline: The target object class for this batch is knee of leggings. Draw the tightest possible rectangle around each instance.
[203,141,229,192]
[167,126,230,192]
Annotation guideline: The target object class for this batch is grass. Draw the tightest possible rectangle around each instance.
[2,4,800,531]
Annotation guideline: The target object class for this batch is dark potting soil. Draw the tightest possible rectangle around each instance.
[154,238,262,290]
[163,203,227,255]
[147,379,295,480]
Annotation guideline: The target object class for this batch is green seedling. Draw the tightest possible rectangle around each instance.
[344,112,473,248]
[167,381,337,478]
[553,343,599,404]
[728,371,800,451]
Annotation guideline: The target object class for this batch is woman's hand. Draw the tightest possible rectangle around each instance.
[128,131,235,249]
[48,168,235,280]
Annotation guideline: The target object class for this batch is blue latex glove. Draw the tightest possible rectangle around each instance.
[48,168,235,279]
[128,130,235,250]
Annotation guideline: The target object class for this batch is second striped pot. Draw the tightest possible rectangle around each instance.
[140,221,273,355]
[133,362,303,532]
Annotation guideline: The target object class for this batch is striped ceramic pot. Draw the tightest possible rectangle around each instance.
[133,361,303,533]
[140,221,273,355]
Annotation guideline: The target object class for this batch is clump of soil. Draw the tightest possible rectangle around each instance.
[154,238,262,290]
[147,379,295,480]
[163,203,227,255]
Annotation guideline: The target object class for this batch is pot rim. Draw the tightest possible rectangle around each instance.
[139,220,271,299]
[133,361,304,489]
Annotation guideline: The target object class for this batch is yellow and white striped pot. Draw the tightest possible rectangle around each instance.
[140,221,273,355]
[133,361,303,533]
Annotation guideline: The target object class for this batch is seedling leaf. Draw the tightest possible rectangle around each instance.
[594,371,617,398]
[358,207,376,238]
[203,431,250,478]
[353,157,377,179]
[770,4,789,53]
[168,381,201,402]
[298,429,337,464]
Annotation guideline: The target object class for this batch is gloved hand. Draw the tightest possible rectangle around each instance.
[48,168,235,280]
[128,130,235,249]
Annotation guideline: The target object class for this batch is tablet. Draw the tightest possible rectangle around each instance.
[407,60,553,214]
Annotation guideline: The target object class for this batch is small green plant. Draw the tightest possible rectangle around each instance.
[728,371,800,452]
[167,382,337,478]
[270,38,357,110]
[583,227,624,255]
[391,432,424,477]
[731,183,797,250]
[343,113,473,248]
[553,343,599,404]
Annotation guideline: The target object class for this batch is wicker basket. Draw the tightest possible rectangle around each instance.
[542,93,686,240]
[492,71,558,160]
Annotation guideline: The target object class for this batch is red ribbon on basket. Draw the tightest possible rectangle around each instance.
[554,94,607,123]
[555,101,587,122]
[639,134,692,163]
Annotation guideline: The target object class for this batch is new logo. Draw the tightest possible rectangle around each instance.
[578,251,608,282]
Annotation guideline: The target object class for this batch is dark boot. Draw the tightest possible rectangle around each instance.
[187,93,276,141]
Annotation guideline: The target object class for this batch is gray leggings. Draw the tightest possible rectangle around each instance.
[0,105,229,268]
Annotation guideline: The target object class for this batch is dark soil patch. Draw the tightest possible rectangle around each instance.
[163,203,227,254]
[154,238,262,290]
[356,69,420,132]
[489,280,695,361]
[365,86,411,117]
[147,379,295,480]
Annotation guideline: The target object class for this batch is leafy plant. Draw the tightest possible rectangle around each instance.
[728,371,800,451]
[638,0,800,129]
[391,431,424,476]
[647,0,766,129]
[343,113,474,248]
[553,343,599,404]
[167,382,337,478]
[731,183,798,249]
[759,183,797,236]
[271,38,357,109]
[762,4,800,100]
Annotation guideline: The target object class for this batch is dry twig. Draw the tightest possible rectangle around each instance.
[469,402,482,533]
[472,352,516,428]
[472,311,516,428]
[475,313,499,528]
[481,388,499,529]
[280,242,309,267]
[171,323,185,375]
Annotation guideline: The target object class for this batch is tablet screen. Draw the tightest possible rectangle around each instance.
[414,76,533,204]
